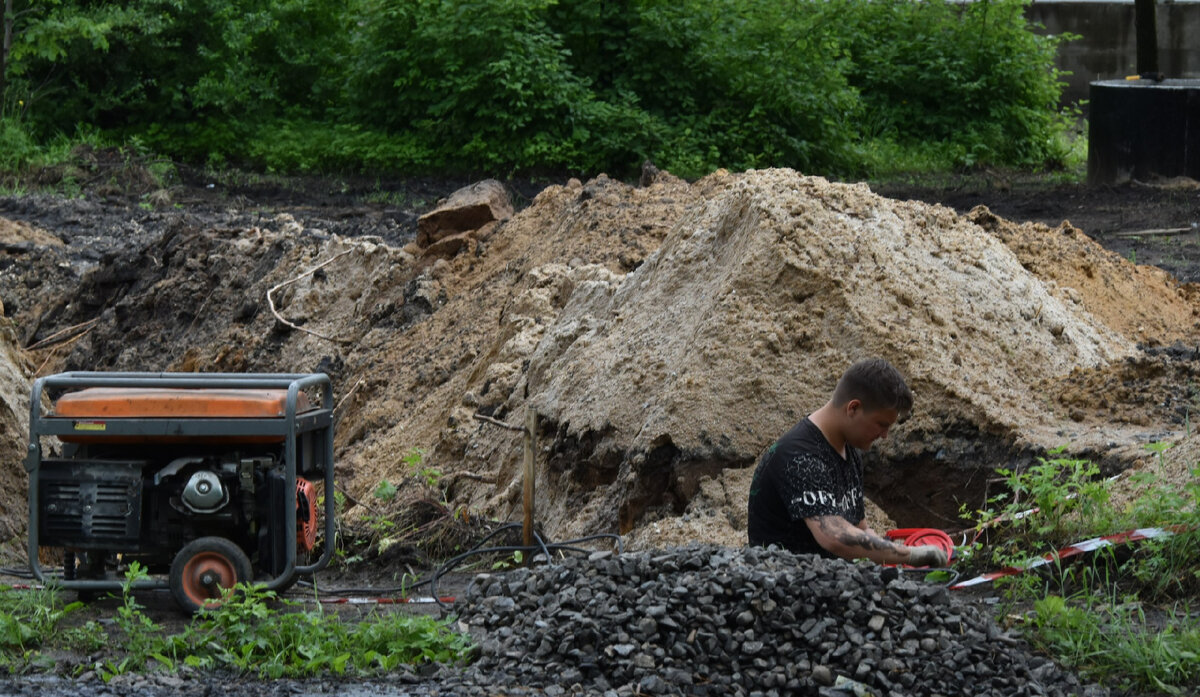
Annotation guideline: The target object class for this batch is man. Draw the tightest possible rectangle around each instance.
[747,358,948,567]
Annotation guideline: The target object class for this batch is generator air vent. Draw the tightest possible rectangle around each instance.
[37,460,145,548]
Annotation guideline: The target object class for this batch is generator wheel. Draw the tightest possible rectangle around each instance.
[169,537,252,614]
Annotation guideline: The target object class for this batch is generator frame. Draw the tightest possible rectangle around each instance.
[25,371,337,595]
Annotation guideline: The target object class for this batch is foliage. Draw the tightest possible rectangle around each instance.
[344,0,613,173]
[373,479,398,503]
[545,0,859,175]
[0,583,85,669]
[1030,595,1200,694]
[964,446,1199,595]
[0,574,471,678]
[837,0,1076,170]
[100,561,172,680]
[965,447,1113,562]
[2,0,1076,179]
[174,584,472,678]
[962,442,1200,692]
[403,447,442,489]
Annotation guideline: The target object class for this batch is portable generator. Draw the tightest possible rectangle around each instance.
[25,372,336,612]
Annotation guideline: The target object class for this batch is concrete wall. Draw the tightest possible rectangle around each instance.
[1027,1,1200,105]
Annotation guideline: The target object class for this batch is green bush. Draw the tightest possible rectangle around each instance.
[959,446,1200,693]
[1,0,1075,178]
[837,0,1074,169]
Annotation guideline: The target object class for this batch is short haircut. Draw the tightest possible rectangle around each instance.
[831,358,913,414]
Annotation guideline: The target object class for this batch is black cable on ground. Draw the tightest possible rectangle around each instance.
[429,527,624,609]
[290,524,621,603]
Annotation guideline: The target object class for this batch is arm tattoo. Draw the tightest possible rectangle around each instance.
[814,516,896,553]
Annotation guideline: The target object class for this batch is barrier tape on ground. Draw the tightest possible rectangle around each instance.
[304,595,456,605]
[950,525,1189,590]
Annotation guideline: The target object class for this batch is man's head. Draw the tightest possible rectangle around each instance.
[830,358,912,449]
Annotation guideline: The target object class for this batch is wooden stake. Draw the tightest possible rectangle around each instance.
[522,407,537,553]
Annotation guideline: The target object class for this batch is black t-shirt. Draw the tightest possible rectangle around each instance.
[746,417,865,556]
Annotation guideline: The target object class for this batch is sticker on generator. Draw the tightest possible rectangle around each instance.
[72,421,107,431]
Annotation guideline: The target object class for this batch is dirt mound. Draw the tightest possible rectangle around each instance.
[1042,344,1200,429]
[1,168,1198,552]
[1106,427,1200,517]
[967,206,1199,346]
[0,324,33,560]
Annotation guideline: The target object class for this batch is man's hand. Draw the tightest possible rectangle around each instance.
[906,545,948,568]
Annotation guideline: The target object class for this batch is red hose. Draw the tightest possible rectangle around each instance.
[886,528,955,567]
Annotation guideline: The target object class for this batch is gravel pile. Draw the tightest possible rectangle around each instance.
[452,544,1104,697]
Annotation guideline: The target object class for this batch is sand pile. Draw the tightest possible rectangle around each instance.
[0,168,1197,552]
[0,325,33,560]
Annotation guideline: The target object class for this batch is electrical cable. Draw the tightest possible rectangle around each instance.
[289,524,622,605]
[429,525,624,609]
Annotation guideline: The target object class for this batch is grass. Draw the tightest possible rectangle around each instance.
[0,584,86,671]
[0,564,472,680]
[1030,595,1200,694]
[960,444,1200,694]
[860,111,1088,189]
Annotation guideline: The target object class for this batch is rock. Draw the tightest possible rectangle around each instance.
[812,664,834,686]
[452,545,1099,696]
[417,179,512,246]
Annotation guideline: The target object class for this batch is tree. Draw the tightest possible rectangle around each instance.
[2,0,14,106]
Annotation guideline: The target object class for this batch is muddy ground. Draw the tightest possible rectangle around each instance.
[0,159,1198,695]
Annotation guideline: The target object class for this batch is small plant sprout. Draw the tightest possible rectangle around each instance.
[403,447,442,488]
[374,479,398,502]
[1143,441,1173,470]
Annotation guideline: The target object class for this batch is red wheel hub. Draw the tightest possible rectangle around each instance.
[180,551,237,607]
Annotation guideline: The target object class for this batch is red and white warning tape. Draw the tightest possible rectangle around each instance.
[299,595,456,605]
[950,525,1190,590]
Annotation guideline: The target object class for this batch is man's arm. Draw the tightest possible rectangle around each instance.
[807,515,912,565]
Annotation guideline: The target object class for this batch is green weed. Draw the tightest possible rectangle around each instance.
[965,446,1114,568]
[101,562,170,680]
[1031,595,1200,694]
[373,479,399,502]
[965,443,1200,691]
[176,584,471,678]
[402,447,441,490]
[0,584,85,670]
